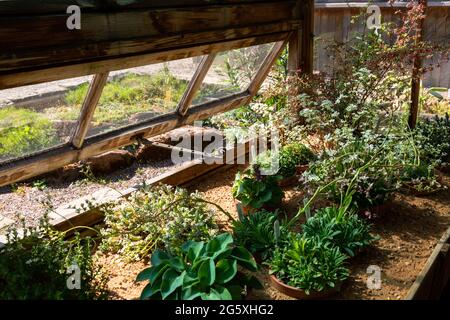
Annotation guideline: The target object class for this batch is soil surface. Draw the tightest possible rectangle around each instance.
[99,165,450,300]
[0,158,179,228]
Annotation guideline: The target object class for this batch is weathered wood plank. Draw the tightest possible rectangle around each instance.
[0,0,290,15]
[406,227,450,299]
[0,2,299,74]
[71,73,109,149]
[248,40,290,94]
[0,31,292,89]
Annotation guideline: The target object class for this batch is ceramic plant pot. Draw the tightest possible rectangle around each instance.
[295,164,310,175]
[269,274,340,300]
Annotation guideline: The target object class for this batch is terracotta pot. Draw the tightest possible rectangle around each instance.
[234,199,256,216]
[295,164,310,175]
[278,175,299,187]
[269,274,340,300]
[234,199,282,216]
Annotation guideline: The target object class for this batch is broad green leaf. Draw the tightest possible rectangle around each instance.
[140,282,160,300]
[206,233,233,258]
[168,256,185,272]
[198,258,216,287]
[200,289,221,300]
[161,269,184,299]
[151,250,170,266]
[136,267,152,282]
[182,241,204,262]
[227,285,243,300]
[182,271,199,289]
[136,263,168,283]
[231,246,258,271]
[214,285,232,300]
[181,286,202,300]
[192,257,209,272]
[215,259,237,284]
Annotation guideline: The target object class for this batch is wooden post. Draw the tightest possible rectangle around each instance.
[408,0,427,129]
[71,72,109,149]
[176,54,216,116]
[288,0,314,74]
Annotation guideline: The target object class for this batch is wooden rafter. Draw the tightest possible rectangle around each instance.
[176,54,216,116]
[71,73,109,149]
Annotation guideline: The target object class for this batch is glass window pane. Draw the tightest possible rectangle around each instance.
[0,75,92,163]
[192,43,274,105]
[85,57,203,137]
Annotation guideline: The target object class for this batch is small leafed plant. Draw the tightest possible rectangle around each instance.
[136,233,262,300]
[256,143,315,179]
[232,165,283,210]
[232,209,281,261]
[0,218,108,300]
[268,233,349,295]
[100,184,218,261]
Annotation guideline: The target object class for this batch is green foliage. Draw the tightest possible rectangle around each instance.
[136,233,262,300]
[0,218,108,300]
[268,233,349,295]
[303,131,401,208]
[255,142,315,178]
[100,184,218,261]
[413,114,450,166]
[0,107,56,159]
[232,209,280,261]
[302,206,378,257]
[232,165,283,209]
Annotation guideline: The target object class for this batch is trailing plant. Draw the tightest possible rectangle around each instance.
[136,233,262,300]
[232,209,281,261]
[0,217,108,300]
[268,233,349,295]
[100,184,218,261]
[232,165,283,210]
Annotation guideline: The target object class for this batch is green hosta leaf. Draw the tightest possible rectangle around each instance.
[200,289,221,300]
[192,257,209,272]
[206,233,233,258]
[136,267,152,282]
[161,269,184,299]
[214,285,232,300]
[181,286,202,300]
[136,263,169,284]
[151,250,170,266]
[198,258,216,287]
[182,272,199,289]
[140,282,160,300]
[215,259,237,284]
[168,257,185,272]
[182,241,204,263]
[227,285,243,300]
[231,246,258,272]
